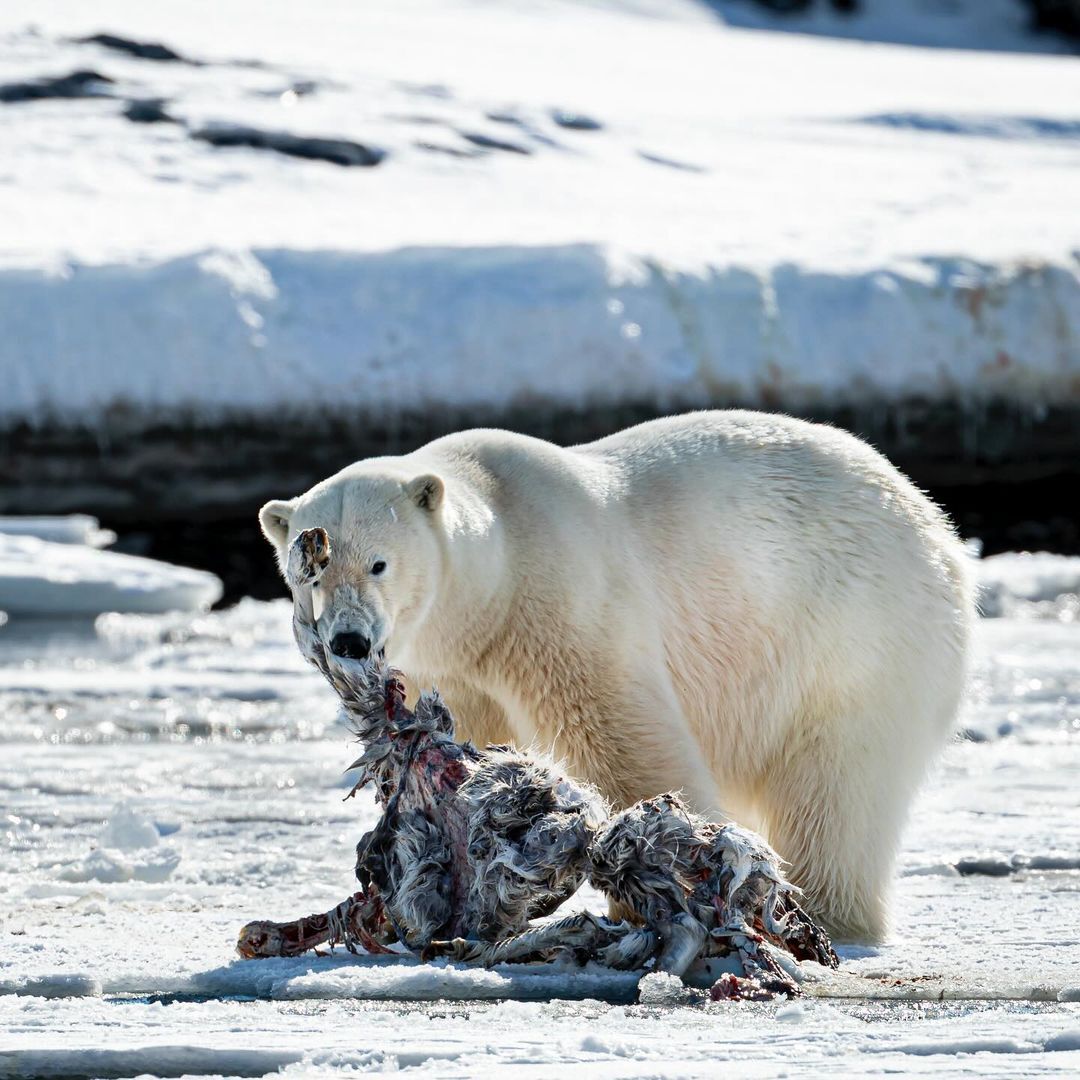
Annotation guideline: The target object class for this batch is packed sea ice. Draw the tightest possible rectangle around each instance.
[1,536,1078,1076]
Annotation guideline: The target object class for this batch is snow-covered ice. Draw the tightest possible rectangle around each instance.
[1,557,1078,1077]
[977,551,1080,619]
[0,532,223,616]
[0,516,116,548]
[1,0,1078,424]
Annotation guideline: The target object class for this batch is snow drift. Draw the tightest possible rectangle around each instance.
[2,249,1079,426]
[1,0,1078,429]
[977,551,1080,618]
[0,514,116,547]
[0,530,222,616]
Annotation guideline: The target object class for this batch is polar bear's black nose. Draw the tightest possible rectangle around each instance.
[330,631,371,660]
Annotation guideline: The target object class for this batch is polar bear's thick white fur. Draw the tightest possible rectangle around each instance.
[260,411,973,942]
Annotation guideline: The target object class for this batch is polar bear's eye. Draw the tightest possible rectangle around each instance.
[371,560,387,576]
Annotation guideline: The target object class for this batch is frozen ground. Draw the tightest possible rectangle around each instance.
[1,561,1078,1077]
[1,0,1079,422]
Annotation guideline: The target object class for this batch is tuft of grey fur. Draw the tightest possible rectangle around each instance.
[588,792,839,995]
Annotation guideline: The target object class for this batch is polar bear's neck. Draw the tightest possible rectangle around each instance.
[398,477,512,679]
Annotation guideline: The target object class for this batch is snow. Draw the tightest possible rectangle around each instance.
[1,573,1078,1077]
[0,515,116,548]
[98,802,162,851]
[0,532,223,616]
[0,515,224,619]
[1,0,1079,424]
[977,551,1080,619]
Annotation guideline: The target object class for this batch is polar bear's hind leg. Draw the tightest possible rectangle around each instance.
[758,667,963,944]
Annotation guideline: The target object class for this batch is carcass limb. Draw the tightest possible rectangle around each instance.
[589,795,839,998]
[236,891,395,959]
[654,912,709,978]
[709,935,801,1001]
[765,895,840,968]
[422,912,657,970]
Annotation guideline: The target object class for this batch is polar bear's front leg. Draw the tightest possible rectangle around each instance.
[434,677,513,749]
[576,676,728,820]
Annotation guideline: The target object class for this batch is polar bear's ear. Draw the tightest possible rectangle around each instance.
[407,474,444,512]
[259,499,296,547]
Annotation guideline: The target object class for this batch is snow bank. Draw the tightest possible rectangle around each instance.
[56,846,181,884]
[0,533,222,616]
[2,249,1078,425]
[191,953,647,1004]
[1,1,1078,426]
[99,801,163,850]
[0,514,115,547]
[978,552,1080,619]
[49,805,181,885]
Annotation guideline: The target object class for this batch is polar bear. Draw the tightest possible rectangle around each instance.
[260,411,973,942]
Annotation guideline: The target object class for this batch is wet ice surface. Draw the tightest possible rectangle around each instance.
[1,596,1079,1077]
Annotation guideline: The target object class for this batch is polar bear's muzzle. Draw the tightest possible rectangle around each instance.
[318,584,389,666]
[324,617,388,664]
[329,630,372,661]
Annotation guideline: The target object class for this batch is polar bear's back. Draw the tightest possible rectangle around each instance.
[579,411,972,771]
[423,411,971,628]
[577,411,966,599]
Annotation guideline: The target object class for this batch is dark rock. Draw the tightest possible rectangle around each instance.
[638,150,706,173]
[525,131,563,149]
[414,141,482,159]
[856,112,1080,141]
[485,111,525,127]
[398,82,453,99]
[749,0,858,9]
[191,123,385,166]
[0,70,114,104]
[955,857,1014,877]
[458,131,531,155]
[483,114,566,149]
[123,98,175,124]
[956,852,1080,876]
[752,0,814,11]
[253,80,320,99]
[1024,855,1080,870]
[78,33,186,63]
[550,109,602,131]
[1024,0,1080,40]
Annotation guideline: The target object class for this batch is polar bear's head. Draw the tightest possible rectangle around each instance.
[259,468,445,663]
